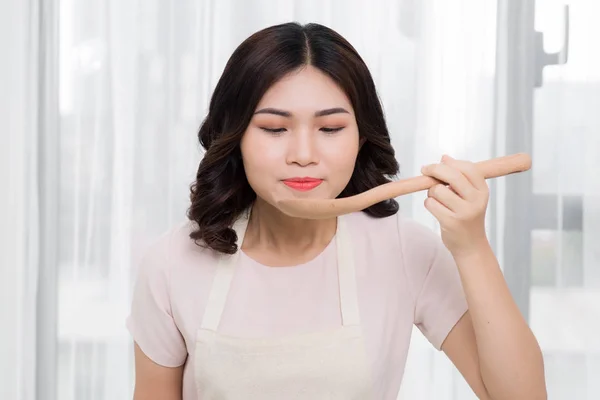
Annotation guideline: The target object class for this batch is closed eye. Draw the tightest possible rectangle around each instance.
[260,127,345,134]
[321,127,344,133]
[261,127,287,134]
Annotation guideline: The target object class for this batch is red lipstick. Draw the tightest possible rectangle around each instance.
[282,177,323,191]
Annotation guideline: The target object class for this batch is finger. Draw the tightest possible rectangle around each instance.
[442,155,487,192]
[421,162,476,200]
[427,183,463,213]
[424,196,453,221]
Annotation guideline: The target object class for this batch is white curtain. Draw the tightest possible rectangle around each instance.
[53,1,497,399]
[3,0,597,398]
[0,0,40,399]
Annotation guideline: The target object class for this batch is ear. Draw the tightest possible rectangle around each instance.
[359,137,367,148]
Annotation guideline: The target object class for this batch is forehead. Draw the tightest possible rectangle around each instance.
[255,66,354,114]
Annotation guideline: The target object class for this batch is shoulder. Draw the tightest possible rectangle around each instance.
[344,210,441,254]
[345,210,445,284]
[134,220,220,282]
[395,214,444,268]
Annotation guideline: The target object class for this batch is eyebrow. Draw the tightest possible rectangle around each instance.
[253,107,350,118]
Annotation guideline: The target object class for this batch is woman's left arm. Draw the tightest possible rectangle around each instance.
[421,155,547,400]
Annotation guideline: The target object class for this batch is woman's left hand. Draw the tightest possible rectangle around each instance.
[421,154,490,259]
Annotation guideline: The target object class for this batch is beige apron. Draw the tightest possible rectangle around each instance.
[193,212,375,399]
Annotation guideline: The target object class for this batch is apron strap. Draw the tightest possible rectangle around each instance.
[336,217,361,326]
[200,213,249,331]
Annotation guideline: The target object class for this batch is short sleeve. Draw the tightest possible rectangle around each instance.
[126,233,187,367]
[398,215,468,350]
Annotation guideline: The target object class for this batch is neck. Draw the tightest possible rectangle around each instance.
[243,198,337,255]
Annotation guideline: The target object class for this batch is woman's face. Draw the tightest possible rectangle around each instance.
[240,66,360,209]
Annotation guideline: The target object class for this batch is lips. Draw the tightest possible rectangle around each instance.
[282,177,323,191]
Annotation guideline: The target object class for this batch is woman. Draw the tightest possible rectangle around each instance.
[126,22,546,400]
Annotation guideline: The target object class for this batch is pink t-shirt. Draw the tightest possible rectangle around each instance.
[126,211,468,400]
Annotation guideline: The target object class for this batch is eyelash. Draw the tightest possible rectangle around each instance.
[260,127,344,134]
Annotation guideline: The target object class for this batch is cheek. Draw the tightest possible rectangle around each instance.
[322,135,360,184]
[241,129,286,165]
[240,131,280,193]
[327,148,357,171]
[328,133,359,166]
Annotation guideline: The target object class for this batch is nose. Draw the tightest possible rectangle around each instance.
[285,129,319,167]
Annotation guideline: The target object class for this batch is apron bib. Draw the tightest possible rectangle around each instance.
[194,211,374,399]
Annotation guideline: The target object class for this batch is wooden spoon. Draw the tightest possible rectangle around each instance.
[275,153,532,220]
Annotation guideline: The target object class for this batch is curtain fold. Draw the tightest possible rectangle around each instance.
[0,1,41,399]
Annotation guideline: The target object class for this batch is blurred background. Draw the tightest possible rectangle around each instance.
[1,0,599,399]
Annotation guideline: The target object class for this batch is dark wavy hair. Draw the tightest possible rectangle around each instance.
[187,22,400,254]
